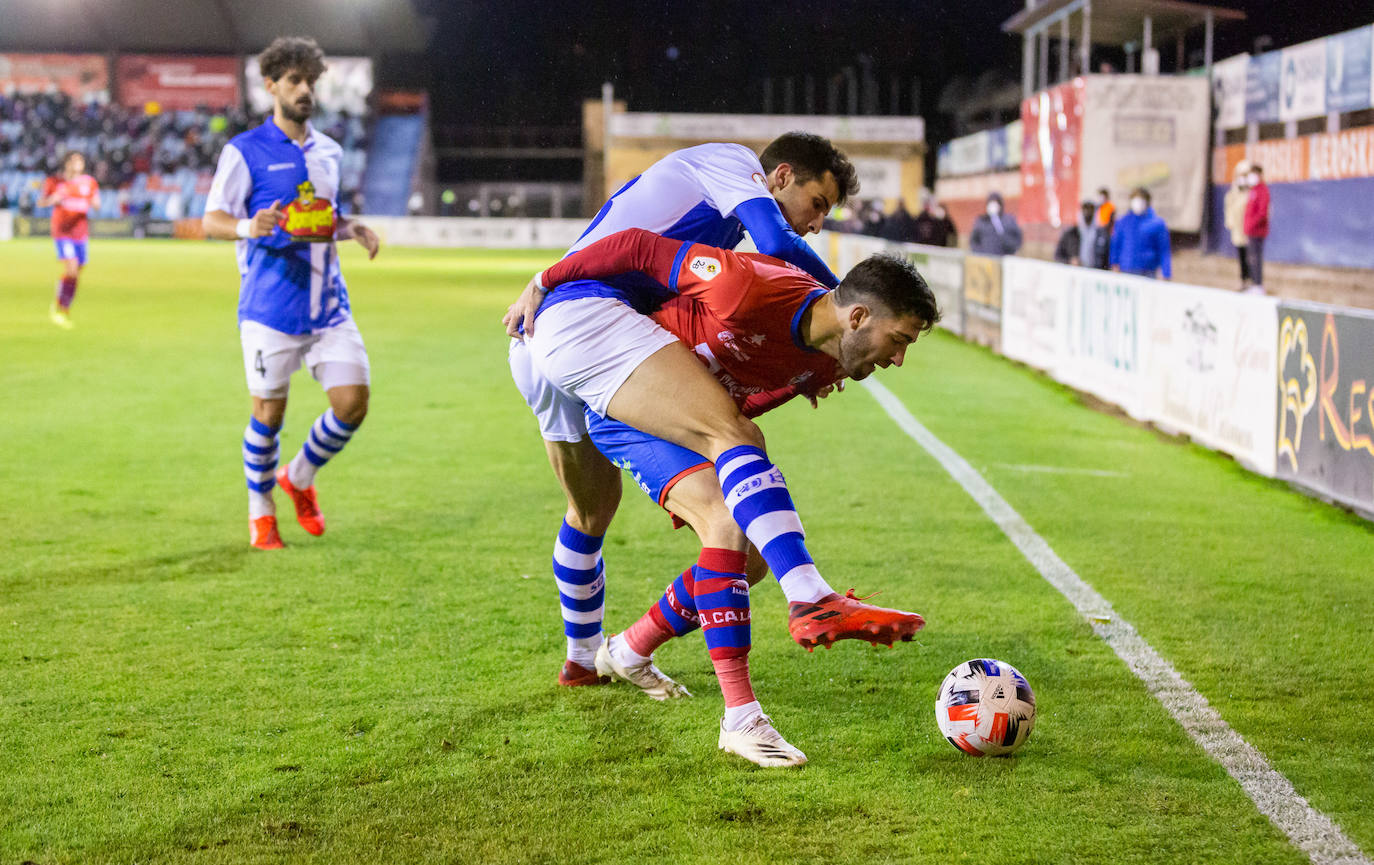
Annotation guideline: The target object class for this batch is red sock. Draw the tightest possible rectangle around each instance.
[623,607,676,658]
[57,276,78,310]
[711,655,756,708]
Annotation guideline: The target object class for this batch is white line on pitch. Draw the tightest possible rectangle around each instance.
[862,379,1370,865]
[991,462,1129,478]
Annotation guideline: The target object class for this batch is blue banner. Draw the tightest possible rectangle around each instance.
[1326,26,1372,114]
[988,127,1009,171]
[1246,52,1282,124]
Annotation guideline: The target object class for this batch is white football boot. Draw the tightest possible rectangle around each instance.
[718,713,808,767]
[594,634,692,700]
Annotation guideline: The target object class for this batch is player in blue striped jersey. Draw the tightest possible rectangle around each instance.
[203,37,380,550]
[504,134,860,687]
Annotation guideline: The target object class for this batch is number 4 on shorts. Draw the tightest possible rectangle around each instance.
[255,350,266,378]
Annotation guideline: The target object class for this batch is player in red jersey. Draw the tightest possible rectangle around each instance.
[532,228,939,765]
[37,152,101,329]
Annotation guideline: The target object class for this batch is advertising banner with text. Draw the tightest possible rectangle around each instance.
[0,53,107,100]
[116,55,239,110]
[1001,256,1071,374]
[1146,283,1279,475]
[1276,303,1374,514]
[962,254,1003,351]
[1058,269,1148,419]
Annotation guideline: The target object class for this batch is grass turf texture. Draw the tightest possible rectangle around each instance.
[1,238,1369,864]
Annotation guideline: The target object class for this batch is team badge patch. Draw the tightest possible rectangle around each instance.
[278,180,337,242]
[690,256,722,280]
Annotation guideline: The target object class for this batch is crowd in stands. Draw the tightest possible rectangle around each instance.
[0,92,368,221]
[826,192,959,247]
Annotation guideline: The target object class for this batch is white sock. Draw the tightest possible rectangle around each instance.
[778,565,834,604]
[248,490,275,519]
[610,632,650,668]
[722,700,763,732]
[567,633,602,669]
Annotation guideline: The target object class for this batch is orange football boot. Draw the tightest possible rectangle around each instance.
[275,467,325,536]
[787,589,925,651]
[558,660,608,687]
[250,515,285,550]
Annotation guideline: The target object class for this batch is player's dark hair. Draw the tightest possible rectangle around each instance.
[835,254,940,333]
[60,150,84,168]
[259,36,327,82]
[760,132,859,207]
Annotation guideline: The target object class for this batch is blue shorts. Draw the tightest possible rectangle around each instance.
[585,407,711,510]
[54,238,88,266]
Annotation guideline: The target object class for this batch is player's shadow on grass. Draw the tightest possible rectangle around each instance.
[31,544,253,589]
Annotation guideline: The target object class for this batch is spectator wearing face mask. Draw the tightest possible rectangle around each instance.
[1109,187,1171,280]
[1224,160,1253,289]
[969,192,1022,255]
[1094,186,1115,232]
[1242,164,1270,295]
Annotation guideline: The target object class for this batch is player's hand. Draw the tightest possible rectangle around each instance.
[503,275,547,339]
[352,223,380,259]
[807,380,844,409]
[250,200,284,237]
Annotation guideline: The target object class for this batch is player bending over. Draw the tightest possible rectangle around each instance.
[533,228,937,765]
[37,152,99,329]
[505,134,919,685]
[203,36,381,549]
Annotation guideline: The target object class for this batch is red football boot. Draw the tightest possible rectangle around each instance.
[276,467,325,536]
[558,660,609,687]
[787,589,925,651]
[250,515,285,550]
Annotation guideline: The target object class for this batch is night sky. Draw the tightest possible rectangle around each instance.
[399,0,1371,180]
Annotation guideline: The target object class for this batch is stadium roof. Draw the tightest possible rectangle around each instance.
[1002,0,1245,46]
[0,0,430,55]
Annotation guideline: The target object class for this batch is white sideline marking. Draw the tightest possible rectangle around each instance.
[992,462,1129,478]
[862,379,1371,865]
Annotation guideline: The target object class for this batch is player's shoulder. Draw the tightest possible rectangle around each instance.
[678,142,764,172]
[308,126,343,155]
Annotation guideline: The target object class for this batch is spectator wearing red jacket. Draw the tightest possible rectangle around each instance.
[1243,164,1270,295]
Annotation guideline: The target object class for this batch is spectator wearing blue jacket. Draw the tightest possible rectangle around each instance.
[1109,187,1171,280]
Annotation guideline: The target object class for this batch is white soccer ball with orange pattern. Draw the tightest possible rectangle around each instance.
[935,658,1036,756]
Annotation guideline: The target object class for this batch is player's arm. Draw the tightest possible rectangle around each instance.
[36,178,59,209]
[202,143,282,241]
[335,217,380,260]
[733,198,839,288]
[537,227,689,291]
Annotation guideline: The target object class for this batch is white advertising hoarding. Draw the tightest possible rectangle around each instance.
[1279,40,1327,122]
[1001,256,1071,373]
[1212,54,1250,130]
[1079,75,1211,233]
[1059,268,1149,419]
[1144,283,1279,475]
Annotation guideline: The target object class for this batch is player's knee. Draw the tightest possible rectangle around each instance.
[744,547,770,587]
[704,414,765,458]
[336,397,368,428]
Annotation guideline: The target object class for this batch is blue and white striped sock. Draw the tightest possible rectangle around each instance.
[243,416,280,519]
[716,445,834,604]
[553,521,605,667]
[287,408,357,489]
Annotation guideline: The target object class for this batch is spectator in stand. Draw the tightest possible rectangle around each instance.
[969,191,1022,255]
[1095,186,1115,233]
[878,197,919,243]
[860,199,886,236]
[1223,160,1252,290]
[912,194,957,247]
[1110,187,1171,280]
[1054,201,1101,266]
[1243,164,1270,295]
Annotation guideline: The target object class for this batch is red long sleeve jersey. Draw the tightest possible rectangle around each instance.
[539,228,845,417]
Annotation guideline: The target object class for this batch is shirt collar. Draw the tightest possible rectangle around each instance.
[266,117,316,150]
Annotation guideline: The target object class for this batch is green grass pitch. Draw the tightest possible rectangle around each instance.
[2,238,1370,864]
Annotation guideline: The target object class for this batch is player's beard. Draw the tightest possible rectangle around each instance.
[280,97,314,124]
[838,331,879,381]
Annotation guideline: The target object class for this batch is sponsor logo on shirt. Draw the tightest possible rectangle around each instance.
[751,171,767,189]
[268,162,296,171]
[690,255,722,280]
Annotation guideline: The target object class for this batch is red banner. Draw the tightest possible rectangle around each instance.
[116,55,239,110]
[1019,80,1084,232]
[0,53,107,100]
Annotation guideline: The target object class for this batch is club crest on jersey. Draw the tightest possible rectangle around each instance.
[278,180,337,242]
[690,256,722,280]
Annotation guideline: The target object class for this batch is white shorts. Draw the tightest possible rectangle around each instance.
[523,296,679,420]
[240,317,371,399]
[509,337,588,442]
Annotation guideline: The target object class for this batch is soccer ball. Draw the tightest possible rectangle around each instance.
[935,658,1036,756]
